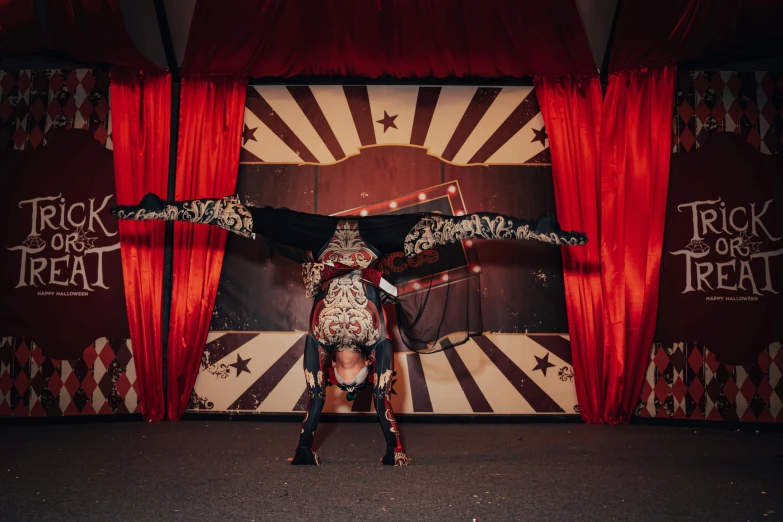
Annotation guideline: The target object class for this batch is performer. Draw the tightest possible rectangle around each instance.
[111,193,587,466]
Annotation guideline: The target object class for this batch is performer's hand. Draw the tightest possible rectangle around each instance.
[110,192,166,218]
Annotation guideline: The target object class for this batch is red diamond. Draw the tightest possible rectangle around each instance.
[747,128,762,148]
[65,71,80,93]
[707,405,723,420]
[757,377,773,401]
[653,347,670,372]
[80,403,96,415]
[640,379,654,402]
[678,99,694,122]
[14,371,30,395]
[94,97,109,121]
[64,371,81,397]
[705,351,720,373]
[679,127,695,151]
[30,400,45,417]
[757,349,772,372]
[711,101,726,124]
[757,409,774,422]
[673,408,687,419]
[637,406,651,417]
[727,73,741,96]
[78,100,94,122]
[0,72,15,93]
[688,347,704,372]
[745,101,759,124]
[82,345,98,369]
[0,98,13,120]
[32,346,46,368]
[689,377,705,403]
[17,71,31,95]
[739,376,756,402]
[727,100,743,125]
[695,99,711,124]
[0,370,13,393]
[47,372,63,397]
[49,71,62,93]
[30,98,46,121]
[654,376,670,402]
[99,402,114,414]
[773,346,783,368]
[93,125,108,145]
[671,377,687,401]
[98,344,115,370]
[0,401,11,416]
[13,125,27,149]
[691,406,704,419]
[116,373,132,397]
[710,73,726,93]
[81,373,97,397]
[28,126,44,149]
[14,402,29,417]
[693,72,709,95]
[15,341,30,365]
[80,70,95,93]
[64,402,79,416]
[740,408,758,422]
[47,99,62,120]
[656,405,670,418]
[61,97,77,120]
[761,102,778,126]
[759,73,774,96]
[723,377,739,403]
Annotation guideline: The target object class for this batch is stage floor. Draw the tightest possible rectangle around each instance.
[1,420,780,521]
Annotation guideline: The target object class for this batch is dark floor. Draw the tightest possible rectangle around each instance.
[0,419,780,521]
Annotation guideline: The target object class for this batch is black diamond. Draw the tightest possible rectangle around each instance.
[72,359,90,382]
[106,390,123,412]
[670,347,687,372]
[746,363,765,387]
[115,341,133,371]
[749,395,767,419]
[0,340,13,366]
[71,388,89,411]
[30,371,46,395]
[40,358,56,380]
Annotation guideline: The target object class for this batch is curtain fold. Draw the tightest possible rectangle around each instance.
[599,65,676,423]
[166,75,247,420]
[534,76,606,422]
[0,0,43,55]
[111,68,171,421]
[182,0,595,77]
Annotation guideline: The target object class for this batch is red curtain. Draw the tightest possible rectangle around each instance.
[167,76,247,420]
[111,69,171,421]
[0,0,42,55]
[599,65,676,423]
[608,0,783,71]
[534,76,606,422]
[182,0,595,77]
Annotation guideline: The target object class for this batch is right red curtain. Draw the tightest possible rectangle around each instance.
[536,65,675,423]
[600,65,676,423]
[534,76,606,422]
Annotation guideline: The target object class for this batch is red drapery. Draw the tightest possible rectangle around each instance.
[536,66,675,423]
[599,65,676,423]
[111,68,171,421]
[534,76,607,422]
[182,0,595,77]
[167,75,247,420]
[0,0,42,55]
[608,0,783,71]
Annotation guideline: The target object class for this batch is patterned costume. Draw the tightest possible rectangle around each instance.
[111,193,587,466]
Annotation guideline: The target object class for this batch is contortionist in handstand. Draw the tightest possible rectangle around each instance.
[111,193,587,467]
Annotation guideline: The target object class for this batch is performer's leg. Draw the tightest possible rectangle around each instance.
[110,192,254,238]
[292,334,329,465]
[372,338,410,466]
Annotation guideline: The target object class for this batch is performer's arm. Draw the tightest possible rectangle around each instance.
[403,211,587,257]
[110,192,254,239]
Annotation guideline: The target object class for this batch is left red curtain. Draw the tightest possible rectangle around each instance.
[111,68,171,421]
[167,75,247,420]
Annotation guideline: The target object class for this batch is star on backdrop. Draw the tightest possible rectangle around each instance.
[376,110,398,133]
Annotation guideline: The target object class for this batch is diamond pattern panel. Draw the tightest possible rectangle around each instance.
[0,69,112,151]
[0,337,138,417]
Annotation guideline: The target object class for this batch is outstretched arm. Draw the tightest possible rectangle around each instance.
[403,211,586,257]
[110,192,255,239]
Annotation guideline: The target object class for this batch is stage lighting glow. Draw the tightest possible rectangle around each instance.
[465,240,474,247]
[442,274,449,282]
[360,209,368,216]
[413,282,421,290]
[418,193,426,201]
[448,185,456,193]
[473,265,481,273]
[389,201,398,209]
